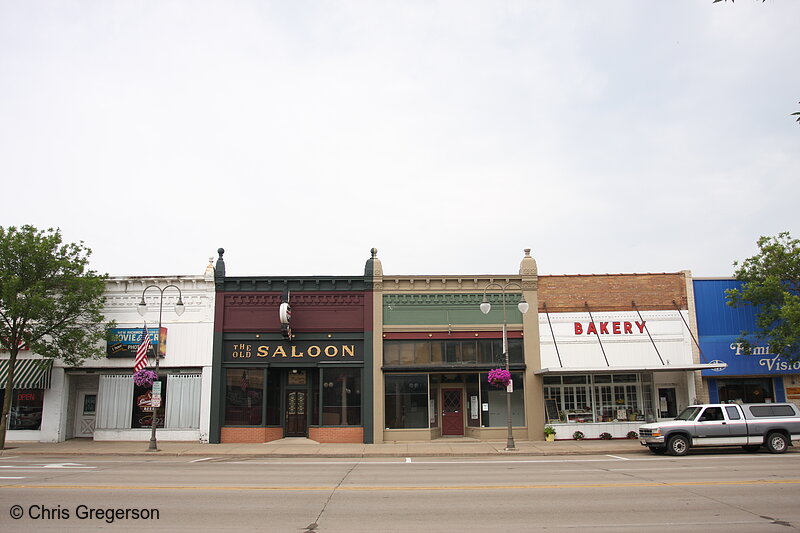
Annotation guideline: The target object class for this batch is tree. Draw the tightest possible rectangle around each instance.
[0,226,110,449]
[726,232,800,362]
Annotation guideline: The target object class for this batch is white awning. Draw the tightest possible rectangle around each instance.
[534,363,727,375]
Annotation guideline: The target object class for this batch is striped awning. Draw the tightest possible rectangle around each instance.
[0,359,53,389]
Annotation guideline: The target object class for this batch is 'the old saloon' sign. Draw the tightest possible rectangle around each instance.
[224,341,363,362]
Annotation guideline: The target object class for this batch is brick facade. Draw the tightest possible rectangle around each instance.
[309,427,364,443]
[220,427,284,443]
[538,273,688,313]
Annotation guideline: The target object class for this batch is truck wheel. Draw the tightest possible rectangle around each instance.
[766,432,789,454]
[742,445,761,453]
[667,435,689,456]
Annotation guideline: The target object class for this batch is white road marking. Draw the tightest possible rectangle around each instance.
[606,455,630,460]
[0,463,95,470]
[190,457,216,463]
[0,476,24,479]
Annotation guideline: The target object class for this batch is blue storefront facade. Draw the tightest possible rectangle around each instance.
[694,279,800,406]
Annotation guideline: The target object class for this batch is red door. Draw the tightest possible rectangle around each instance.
[441,389,464,436]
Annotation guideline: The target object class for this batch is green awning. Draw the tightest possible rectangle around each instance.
[0,359,53,389]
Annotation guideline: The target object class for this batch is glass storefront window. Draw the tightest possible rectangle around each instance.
[385,375,429,429]
[224,368,264,426]
[132,380,167,429]
[1,389,44,430]
[479,372,525,427]
[545,373,653,424]
[265,369,281,426]
[383,339,524,367]
[429,384,438,427]
[717,377,775,403]
[321,368,361,425]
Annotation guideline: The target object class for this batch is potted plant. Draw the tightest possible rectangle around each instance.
[599,432,612,440]
[544,425,556,442]
[572,430,584,440]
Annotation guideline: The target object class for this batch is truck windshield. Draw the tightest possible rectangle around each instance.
[675,407,701,421]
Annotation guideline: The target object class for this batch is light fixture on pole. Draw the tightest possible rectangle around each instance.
[480,281,528,451]
[137,284,185,452]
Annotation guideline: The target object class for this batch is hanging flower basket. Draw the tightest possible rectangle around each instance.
[487,368,512,388]
[133,369,157,388]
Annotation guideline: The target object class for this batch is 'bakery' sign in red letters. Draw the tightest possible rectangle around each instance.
[574,321,646,335]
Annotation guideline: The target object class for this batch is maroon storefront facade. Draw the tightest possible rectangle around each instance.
[209,250,372,443]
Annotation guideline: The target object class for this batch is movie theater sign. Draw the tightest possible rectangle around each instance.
[223,341,364,362]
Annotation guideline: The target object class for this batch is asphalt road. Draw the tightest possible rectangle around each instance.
[1,449,799,532]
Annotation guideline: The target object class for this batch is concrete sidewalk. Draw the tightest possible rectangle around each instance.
[0,437,648,458]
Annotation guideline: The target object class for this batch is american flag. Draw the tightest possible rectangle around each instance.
[134,324,151,372]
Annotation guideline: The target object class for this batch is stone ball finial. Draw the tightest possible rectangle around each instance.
[365,247,383,278]
[217,248,225,257]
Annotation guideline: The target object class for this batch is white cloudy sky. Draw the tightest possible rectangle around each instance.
[1,1,798,278]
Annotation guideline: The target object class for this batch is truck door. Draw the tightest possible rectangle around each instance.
[694,406,731,445]
[724,405,749,445]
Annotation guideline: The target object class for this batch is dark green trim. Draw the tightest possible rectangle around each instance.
[209,330,224,443]
[221,277,367,292]
[222,332,364,341]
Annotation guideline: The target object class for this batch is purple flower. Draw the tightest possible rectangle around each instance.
[133,369,157,388]
[487,368,511,388]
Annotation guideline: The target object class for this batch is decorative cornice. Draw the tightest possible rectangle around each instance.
[384,293,518,307]
[221,277,367,292]
[224,292,364,307]
[383,276,524,293]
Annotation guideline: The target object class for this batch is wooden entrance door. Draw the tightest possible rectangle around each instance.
[285,390,307,437]
[74,391,97,438]
[441,388,464,436]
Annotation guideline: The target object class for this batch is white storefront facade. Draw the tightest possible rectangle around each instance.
[535,273,722,440]
[4,266,215,443]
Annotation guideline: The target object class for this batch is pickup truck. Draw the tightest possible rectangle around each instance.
[639,403,800,456]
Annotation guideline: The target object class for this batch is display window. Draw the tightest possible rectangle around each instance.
[717,377,775,403]
[1,389,44,430]
[321,368,361,426]
[132,380,167,428]
[224,368,264,426]
[478,372,525,427]
[544,373,655,424]
[385,374,429,429]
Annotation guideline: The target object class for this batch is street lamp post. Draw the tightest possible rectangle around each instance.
[137,284,185,452]
[480,282,529,451]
